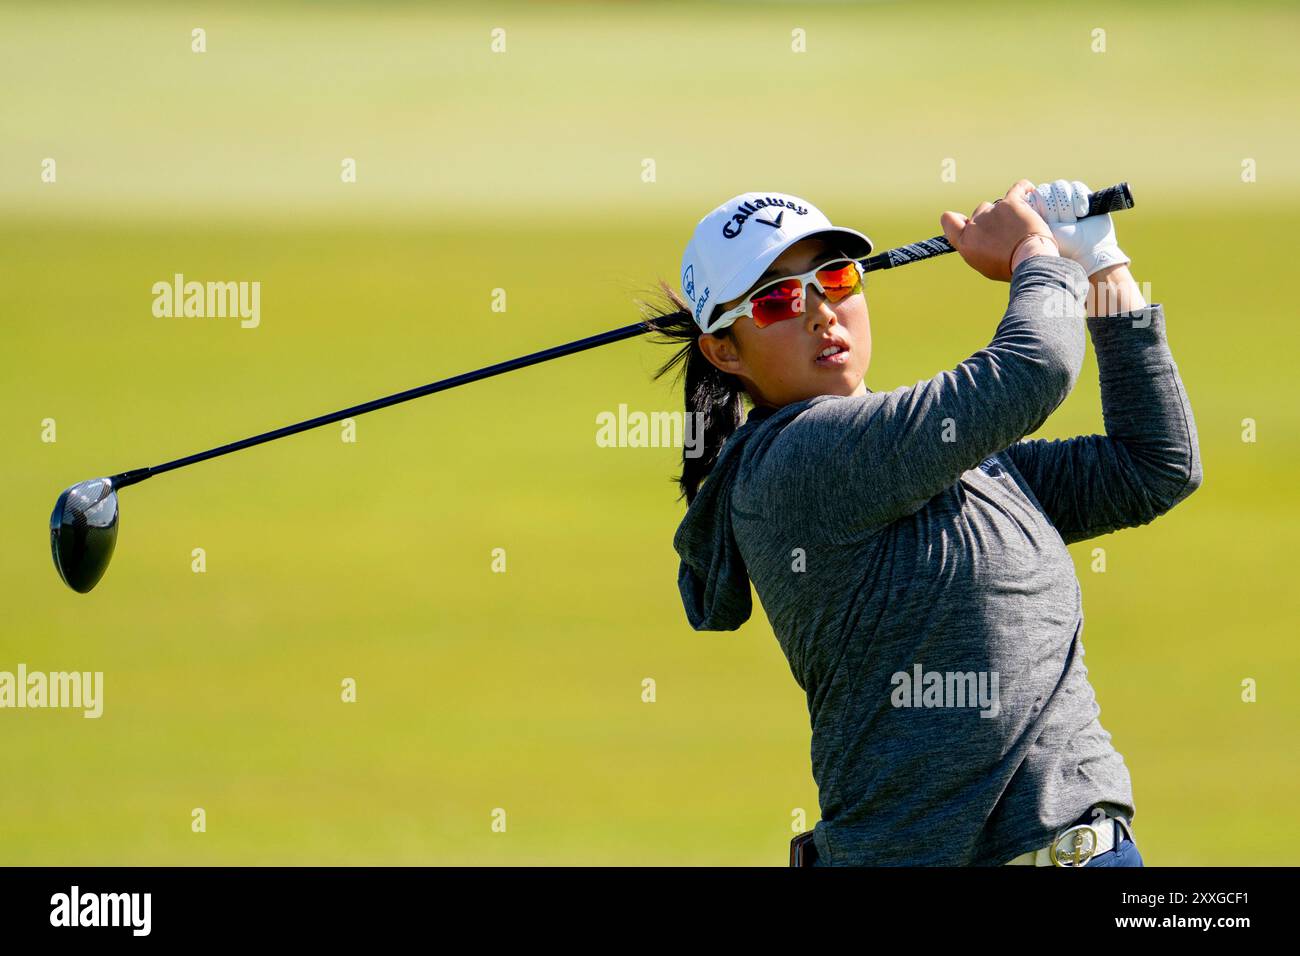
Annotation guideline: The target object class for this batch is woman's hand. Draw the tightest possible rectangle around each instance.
[1023,179,1143,315]
[940,180,1058,282]
[1026,179,1130,276]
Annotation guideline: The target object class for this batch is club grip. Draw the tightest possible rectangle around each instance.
[861,181,1136,274]
[1085,182,1133,216]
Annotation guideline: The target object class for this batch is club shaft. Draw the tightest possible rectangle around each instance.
[107,181,1135,490]
[109,321,652,488]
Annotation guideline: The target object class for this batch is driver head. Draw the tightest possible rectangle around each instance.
[50,478,119,593]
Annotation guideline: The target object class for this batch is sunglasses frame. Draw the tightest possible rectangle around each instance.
[705,255,867,334]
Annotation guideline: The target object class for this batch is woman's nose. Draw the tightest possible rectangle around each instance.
[804,289,838,330]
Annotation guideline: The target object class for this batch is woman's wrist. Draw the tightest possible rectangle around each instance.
[1087,263,1147,317]
[1009,234,1060,272]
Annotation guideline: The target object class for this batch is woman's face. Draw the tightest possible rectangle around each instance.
[697,237,871,409]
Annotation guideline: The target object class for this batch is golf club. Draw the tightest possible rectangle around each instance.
[50,182,1135,593]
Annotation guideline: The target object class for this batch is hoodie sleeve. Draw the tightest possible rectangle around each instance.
[1002,303,1202,544]
[755,254,1090,538]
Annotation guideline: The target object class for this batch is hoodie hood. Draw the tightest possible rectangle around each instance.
[672,391,875,630]
[671,402,788,631]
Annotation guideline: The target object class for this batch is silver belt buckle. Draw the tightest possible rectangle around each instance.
[1050,823,1100,867]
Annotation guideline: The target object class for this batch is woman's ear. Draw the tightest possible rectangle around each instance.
[696,331,744,376]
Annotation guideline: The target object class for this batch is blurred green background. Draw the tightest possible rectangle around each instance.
[1,1,1296,865]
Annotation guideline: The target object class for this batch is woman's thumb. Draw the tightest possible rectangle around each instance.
[939,211,967,247]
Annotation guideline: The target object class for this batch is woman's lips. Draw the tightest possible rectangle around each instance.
[815,344,850,367]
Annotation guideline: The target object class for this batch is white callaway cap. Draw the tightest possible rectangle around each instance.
[680,191,873,334]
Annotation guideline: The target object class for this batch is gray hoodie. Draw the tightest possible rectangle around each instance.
[672,255,1202,865]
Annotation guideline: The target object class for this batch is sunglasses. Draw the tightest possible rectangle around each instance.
[707,256,866,333]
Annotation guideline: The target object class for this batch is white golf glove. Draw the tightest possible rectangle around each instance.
[1027,179,1129,276]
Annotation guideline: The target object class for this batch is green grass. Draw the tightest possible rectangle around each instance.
[1,0,1297,865]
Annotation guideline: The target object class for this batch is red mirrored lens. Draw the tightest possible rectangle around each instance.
[817,262,862,302]
[750,279,803,328]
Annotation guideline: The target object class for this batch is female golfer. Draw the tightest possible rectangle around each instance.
[645,179,1201,866]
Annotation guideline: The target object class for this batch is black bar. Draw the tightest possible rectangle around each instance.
[0,865,1281,942]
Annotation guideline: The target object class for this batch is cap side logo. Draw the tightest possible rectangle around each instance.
[682,264,696,303]
[693,286,711,323]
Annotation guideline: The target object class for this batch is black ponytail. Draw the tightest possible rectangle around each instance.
[637,280,748,506]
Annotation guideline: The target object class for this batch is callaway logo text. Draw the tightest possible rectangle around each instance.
[721,197,809,238]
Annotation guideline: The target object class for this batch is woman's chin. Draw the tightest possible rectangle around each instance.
[816,373,866,398]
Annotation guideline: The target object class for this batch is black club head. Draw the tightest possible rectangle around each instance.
[50,478,120,593]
